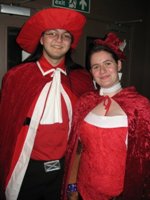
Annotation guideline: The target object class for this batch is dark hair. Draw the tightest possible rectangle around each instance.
[22,43,83,74]
[86,43,120,71]
[22,43,43,63]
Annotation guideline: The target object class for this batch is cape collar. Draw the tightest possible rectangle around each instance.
[100,82,122,96]
[37,55,66,76]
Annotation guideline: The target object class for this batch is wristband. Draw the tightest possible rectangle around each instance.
[67,183,78,192]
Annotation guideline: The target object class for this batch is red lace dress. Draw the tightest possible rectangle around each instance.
[77,111,128,200]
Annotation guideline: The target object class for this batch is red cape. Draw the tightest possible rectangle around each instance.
[0,62,94,199]
[63,87,150,200]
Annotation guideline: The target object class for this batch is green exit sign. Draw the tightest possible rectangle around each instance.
[52,0,90,13]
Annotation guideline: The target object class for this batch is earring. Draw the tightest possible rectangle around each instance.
[118,72,122,81]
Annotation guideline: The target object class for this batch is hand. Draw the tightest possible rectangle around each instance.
[67,191,79,200]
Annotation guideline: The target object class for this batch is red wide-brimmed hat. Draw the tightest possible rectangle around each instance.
[16,8,86,53]
[94,32,126,60]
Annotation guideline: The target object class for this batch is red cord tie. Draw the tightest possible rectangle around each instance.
[103,96,111,115]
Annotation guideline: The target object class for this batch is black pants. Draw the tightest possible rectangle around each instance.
[17,158,65,200]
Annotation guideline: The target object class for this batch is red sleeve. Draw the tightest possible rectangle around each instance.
[69,69,95,97]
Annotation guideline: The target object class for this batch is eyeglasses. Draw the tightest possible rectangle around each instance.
[43,30,72,42]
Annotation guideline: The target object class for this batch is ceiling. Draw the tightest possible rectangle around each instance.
[0,0,148,20]
[0,0,52,10]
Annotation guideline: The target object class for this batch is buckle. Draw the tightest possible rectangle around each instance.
[44,160,61,172]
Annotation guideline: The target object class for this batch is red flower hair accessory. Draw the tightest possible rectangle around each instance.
[94,32,126,60]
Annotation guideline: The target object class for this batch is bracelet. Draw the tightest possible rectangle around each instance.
[67,183,78,192]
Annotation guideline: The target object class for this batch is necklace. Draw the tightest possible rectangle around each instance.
[99,82,122,96]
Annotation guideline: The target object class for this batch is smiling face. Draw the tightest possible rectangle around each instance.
[90,50,122,88]
[40,29,72,66]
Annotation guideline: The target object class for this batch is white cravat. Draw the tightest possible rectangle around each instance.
[40,68,65,124]
[36,61,72,125]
